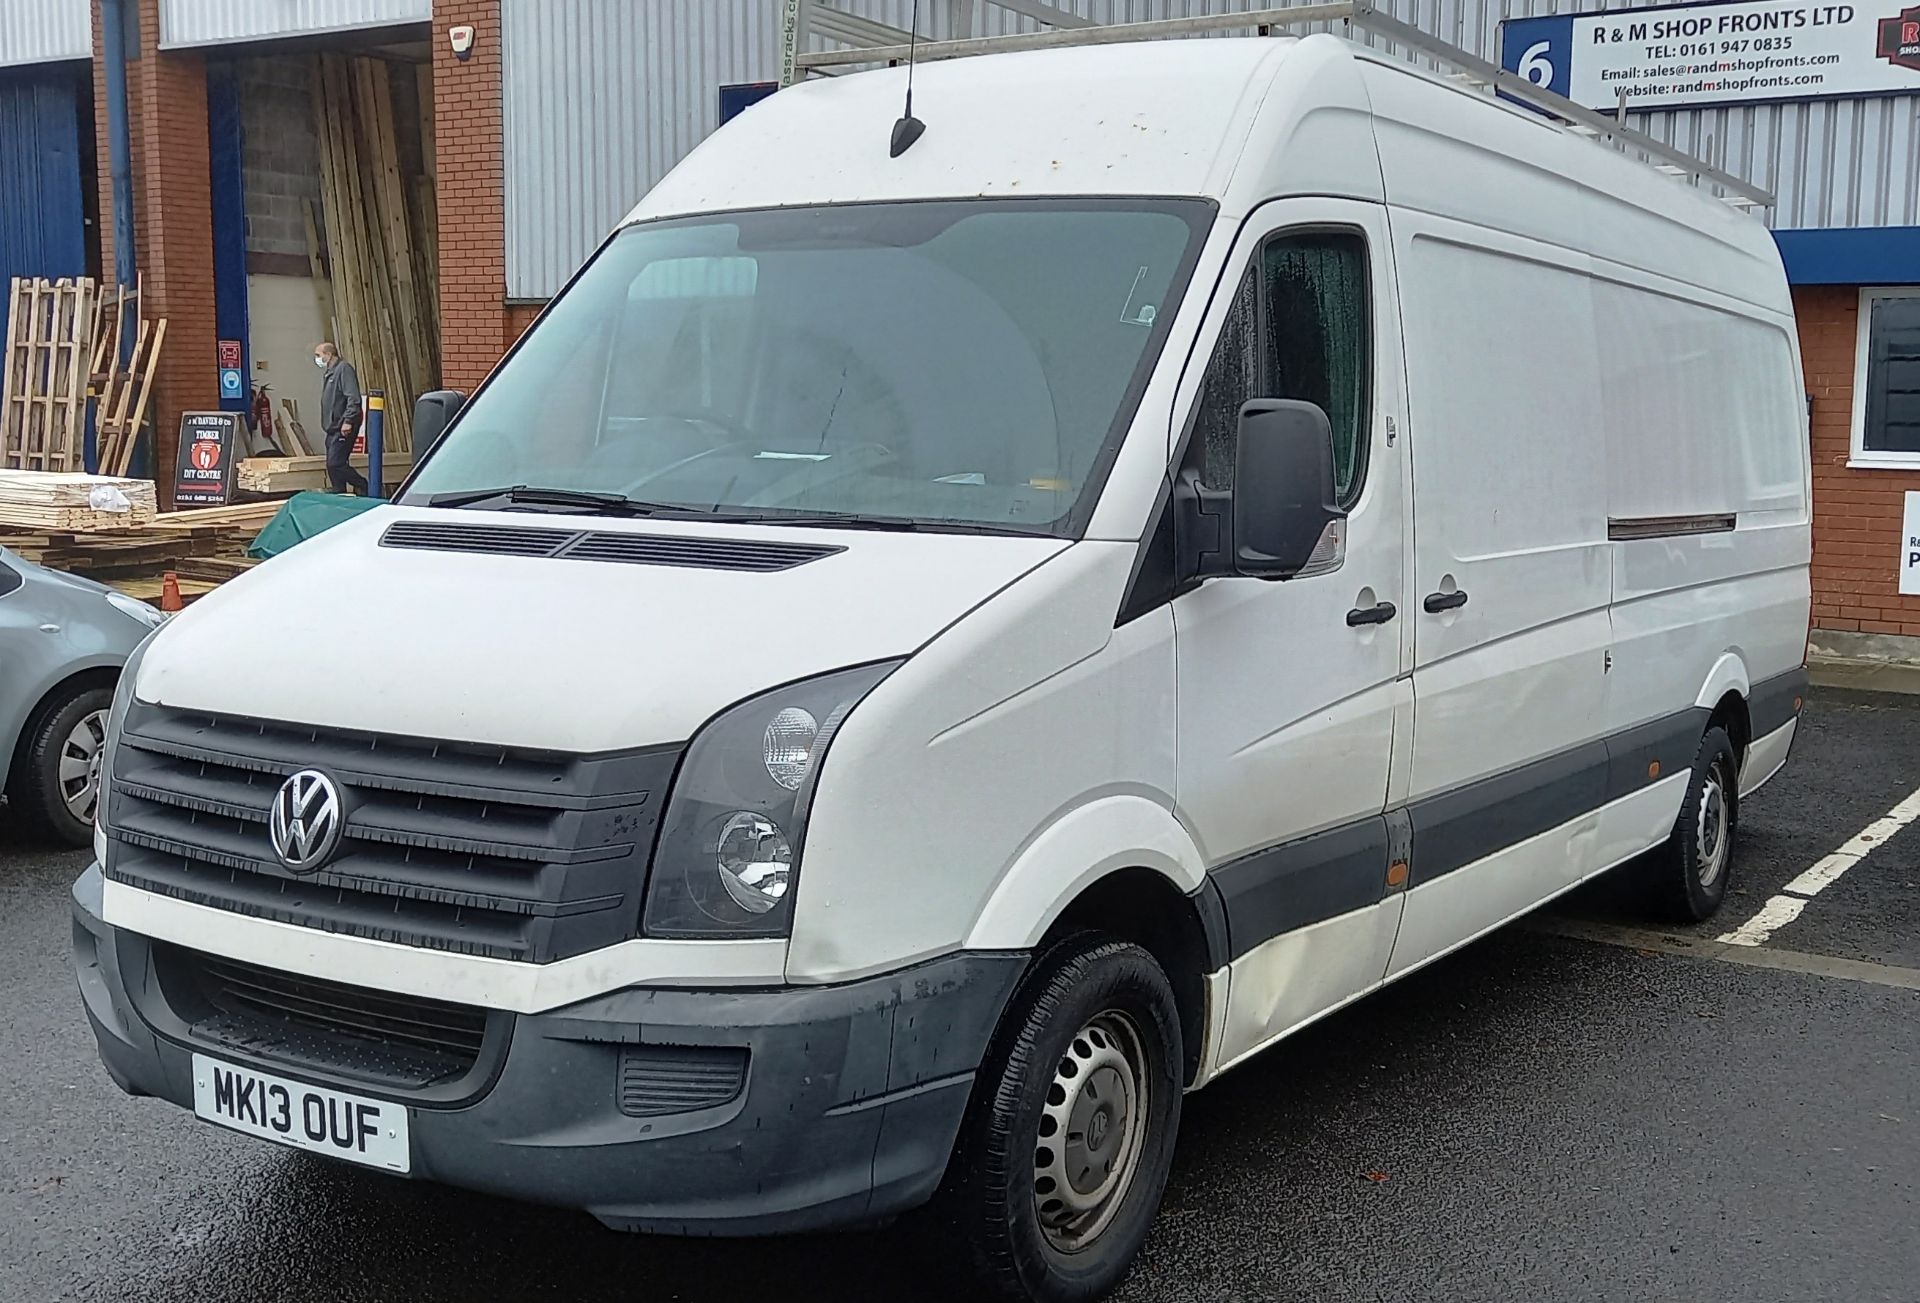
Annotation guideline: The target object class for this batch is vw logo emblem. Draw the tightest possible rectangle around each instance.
[269,770,345,874]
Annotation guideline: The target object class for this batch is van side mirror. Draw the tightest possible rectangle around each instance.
[1232,399,1345,580]
[412,390,466,459]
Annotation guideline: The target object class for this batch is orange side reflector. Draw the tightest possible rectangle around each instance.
[1386,861,1410,890]
[1648,760,1661,779]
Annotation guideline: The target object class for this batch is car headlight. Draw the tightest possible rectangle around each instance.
[642,661,899,938]
[106,590,166,628]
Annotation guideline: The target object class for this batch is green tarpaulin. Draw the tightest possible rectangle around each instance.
[246,492,386,560]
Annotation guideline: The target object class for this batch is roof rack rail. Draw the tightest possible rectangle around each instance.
[777,0,1773,210]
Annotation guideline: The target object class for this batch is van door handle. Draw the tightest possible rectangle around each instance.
[1345,601,1397,627]
[1422,589,1469,614]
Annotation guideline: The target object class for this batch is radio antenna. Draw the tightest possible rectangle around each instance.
[890,0,926,157]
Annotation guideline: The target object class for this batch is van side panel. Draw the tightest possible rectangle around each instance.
[1361,57,1809,976]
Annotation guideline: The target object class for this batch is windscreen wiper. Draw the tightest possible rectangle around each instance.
[425,485,681,516]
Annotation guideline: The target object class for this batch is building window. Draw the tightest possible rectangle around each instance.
[1852,287,1920,466]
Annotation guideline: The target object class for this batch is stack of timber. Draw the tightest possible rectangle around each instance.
[0,470,157,532]
[238,452,410,495]
[0,500,277,606]
[2,278,96,472]
[312,52,440,454]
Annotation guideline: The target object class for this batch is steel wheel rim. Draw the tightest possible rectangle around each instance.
[58,708,109,825]
[1697,759,1732,889]
[1034,1010,1149,1253]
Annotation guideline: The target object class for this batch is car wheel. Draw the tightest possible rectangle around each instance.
[1645,725,1740,924]
[939,933,1183,1303]
[9,686,113,847]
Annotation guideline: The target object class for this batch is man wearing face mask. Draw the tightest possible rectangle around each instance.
[314,341,369,495]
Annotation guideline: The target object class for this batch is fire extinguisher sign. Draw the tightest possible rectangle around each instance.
[173,411,245,508]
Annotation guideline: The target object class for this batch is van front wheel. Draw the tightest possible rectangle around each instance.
[940,934,1183,1303]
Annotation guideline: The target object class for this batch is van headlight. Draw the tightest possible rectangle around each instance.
[642,661,899,938]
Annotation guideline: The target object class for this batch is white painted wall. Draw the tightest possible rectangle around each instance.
[246,273,328,453]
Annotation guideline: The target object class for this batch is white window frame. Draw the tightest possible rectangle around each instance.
[1849,285,1920,469]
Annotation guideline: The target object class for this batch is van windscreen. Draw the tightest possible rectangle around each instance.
[404,199,1213,536]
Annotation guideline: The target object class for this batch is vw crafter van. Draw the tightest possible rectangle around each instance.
[74,30,1810,1303]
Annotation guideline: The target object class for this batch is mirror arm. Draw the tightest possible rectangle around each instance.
[1173,467,1234,584]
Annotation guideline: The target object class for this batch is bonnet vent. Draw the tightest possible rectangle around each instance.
[381,521,843,573]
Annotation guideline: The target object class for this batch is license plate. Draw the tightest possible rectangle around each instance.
[191,1054,410,1173]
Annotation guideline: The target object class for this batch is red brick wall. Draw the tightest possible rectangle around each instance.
[506,302,541,345]
[434,0,510,393]
[90,0,218,505]
[1798,284,1920,638]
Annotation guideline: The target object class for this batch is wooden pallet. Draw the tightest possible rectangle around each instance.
[2,278,97,472]
[95,314,167,477]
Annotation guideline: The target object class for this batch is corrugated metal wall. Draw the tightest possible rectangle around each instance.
[501,0,1920,298]
[0,67,89,291]
[0,0,90,69]
[501,0,1301,297]
[503,0,784,299]
[159,0,431,49]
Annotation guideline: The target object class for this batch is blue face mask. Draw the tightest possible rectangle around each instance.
[315,355,327,369]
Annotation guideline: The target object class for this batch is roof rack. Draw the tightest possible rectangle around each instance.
[777,0,1774,210]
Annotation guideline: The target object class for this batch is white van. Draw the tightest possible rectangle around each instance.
[74,29,1809,1303]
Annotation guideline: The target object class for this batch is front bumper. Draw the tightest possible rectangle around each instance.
[73,866,1025,1235]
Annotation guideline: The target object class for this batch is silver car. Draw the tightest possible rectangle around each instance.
[1,547,163,845]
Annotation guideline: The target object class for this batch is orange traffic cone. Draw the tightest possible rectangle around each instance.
[160,571,183,614]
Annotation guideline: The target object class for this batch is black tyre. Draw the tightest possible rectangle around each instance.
[1645,725,1740,924]
[940,933,1183,1303]
[8,685,112,847]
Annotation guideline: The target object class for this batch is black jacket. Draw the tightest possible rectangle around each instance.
[320,359,363,437]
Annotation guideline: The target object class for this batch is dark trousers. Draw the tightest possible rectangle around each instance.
[325,429,369,494]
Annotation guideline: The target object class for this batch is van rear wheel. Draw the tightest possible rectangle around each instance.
[1645,725,1740,924]
[940,934,1182,1303]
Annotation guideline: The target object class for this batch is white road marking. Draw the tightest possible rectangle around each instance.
[1717,894,1809,947]
[1782,786,1920,895]
[1528,917,1920,992]
[1713,782,1920,948]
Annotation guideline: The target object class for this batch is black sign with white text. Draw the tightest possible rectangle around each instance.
[173,411,244,508]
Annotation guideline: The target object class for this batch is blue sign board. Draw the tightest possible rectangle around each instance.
[719,82,779,125]
[219,367,244,400]
[1499,14,1577,98]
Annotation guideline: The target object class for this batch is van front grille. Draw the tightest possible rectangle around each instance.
[162,946,489,1088]
[104,704,679,962]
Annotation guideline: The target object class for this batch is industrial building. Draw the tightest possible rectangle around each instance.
[0,0,1915,653]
